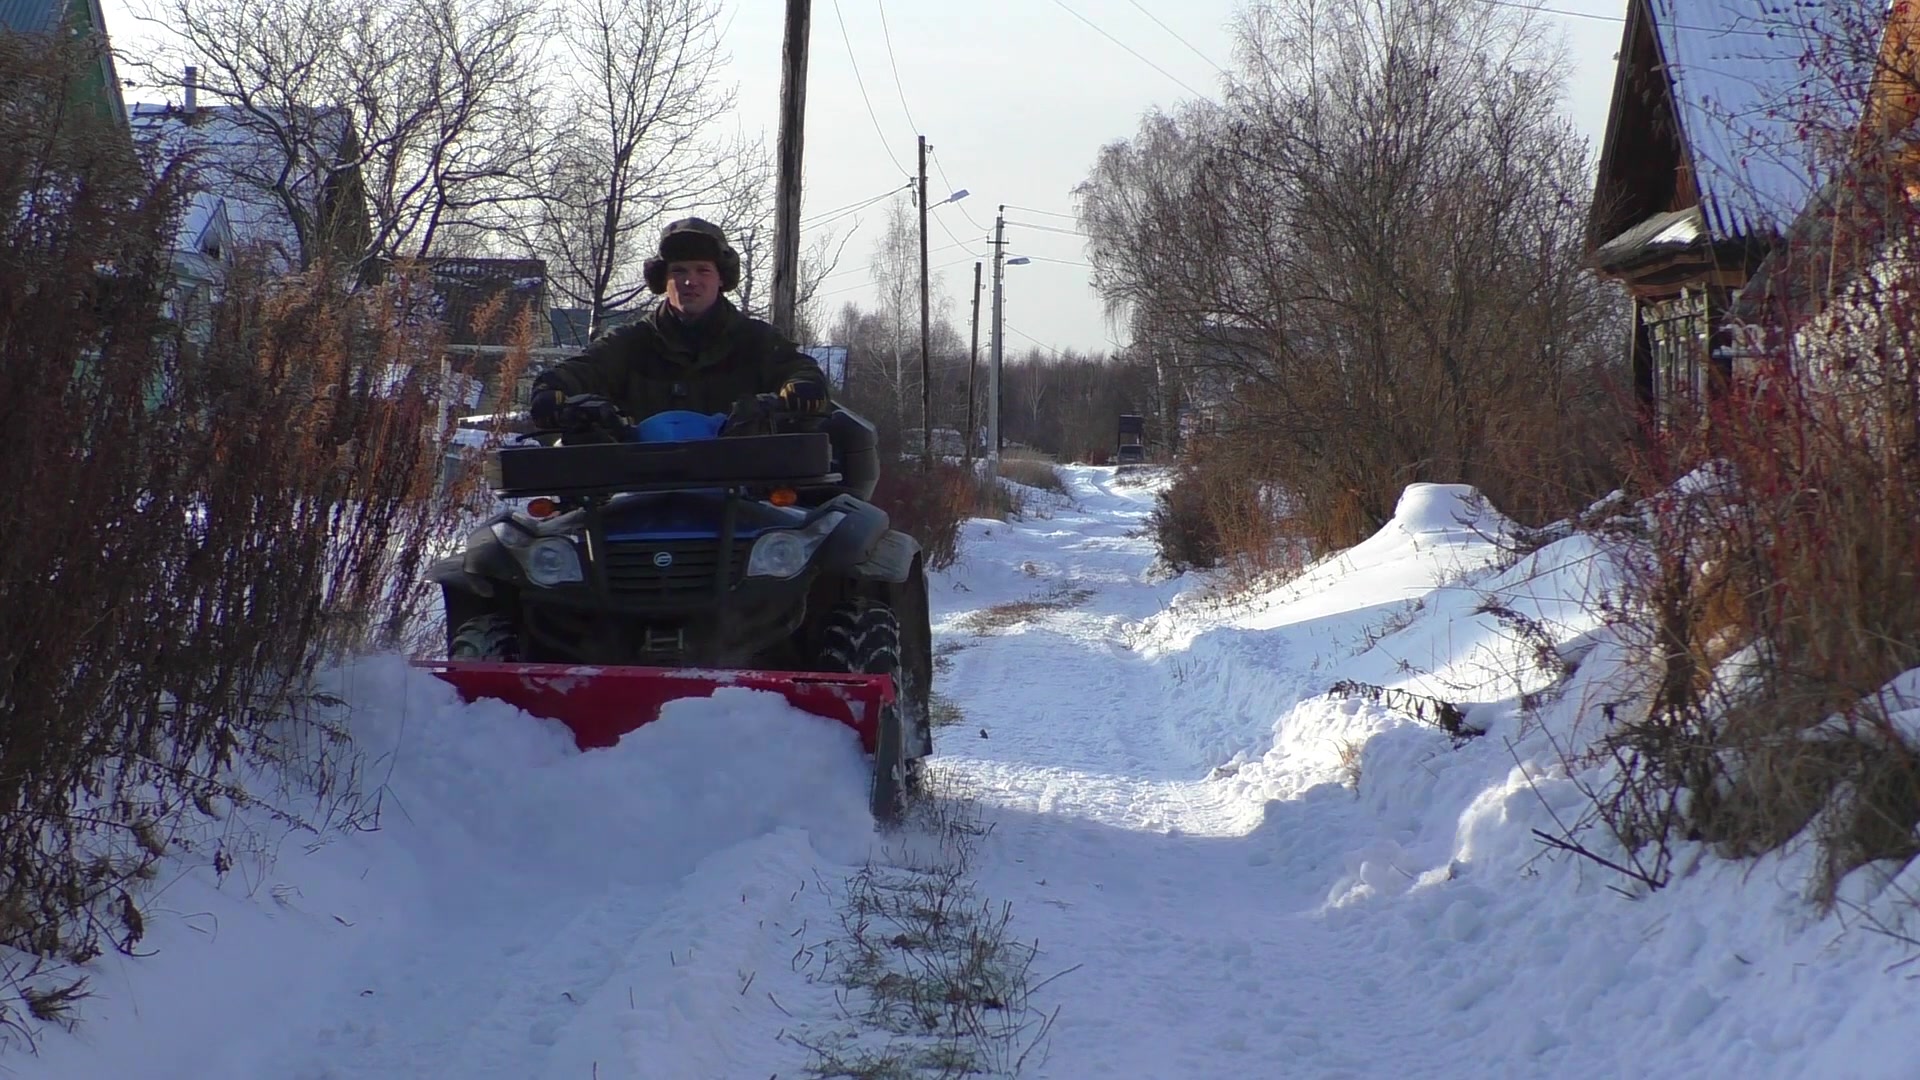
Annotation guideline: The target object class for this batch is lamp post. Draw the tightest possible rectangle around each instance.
[987,205,1029,465]
[918,174,969,458]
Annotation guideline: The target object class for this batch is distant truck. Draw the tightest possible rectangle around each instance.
[1116,414,1146,467]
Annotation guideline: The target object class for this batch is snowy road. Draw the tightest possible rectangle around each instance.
[924,468,1920,1080]
[930,471,1444,1077]
[24,466,1920,1080]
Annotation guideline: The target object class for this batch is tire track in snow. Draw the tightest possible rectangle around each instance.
[931,467,1445,1078]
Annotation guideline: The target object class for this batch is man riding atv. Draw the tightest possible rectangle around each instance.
[530,217,831,426]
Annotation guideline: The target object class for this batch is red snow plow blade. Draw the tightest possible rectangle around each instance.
[413,660,894,754]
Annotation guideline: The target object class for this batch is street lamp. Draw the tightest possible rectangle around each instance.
[988,243,1030,464]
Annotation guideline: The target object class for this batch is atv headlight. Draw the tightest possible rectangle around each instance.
[746,511,846,579]
[524,537,583,586]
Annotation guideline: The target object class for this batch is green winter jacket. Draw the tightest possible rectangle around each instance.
[533,297,828,418]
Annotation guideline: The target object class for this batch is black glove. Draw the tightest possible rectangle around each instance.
[558,394,624,431]
[778,378,830,416]
[529,384,566,426]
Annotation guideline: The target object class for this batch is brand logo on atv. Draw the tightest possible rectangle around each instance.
[652,551,674,568]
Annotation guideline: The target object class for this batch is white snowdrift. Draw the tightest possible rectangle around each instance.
[19,656,885,1080]
[932,473,1920,1079]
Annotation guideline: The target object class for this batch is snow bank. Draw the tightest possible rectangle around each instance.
[1110,477,1920,1078]
[21,656,883,1080]
[928,465,1918,1079]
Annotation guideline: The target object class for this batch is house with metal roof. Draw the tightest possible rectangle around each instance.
[1731,1,1920,325]
[1586,0,1867,426]
[0,0,127,125]
[130,69,372,275]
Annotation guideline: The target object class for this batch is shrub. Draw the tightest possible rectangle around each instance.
[1592,225,1920,901]
[870,461,1031,571]
[1149,468,1224,572]
[0,36,493,1037]
[1148,437,1294,579]
[870,461,970,571]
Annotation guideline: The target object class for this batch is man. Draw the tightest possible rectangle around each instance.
[529,218,831,427]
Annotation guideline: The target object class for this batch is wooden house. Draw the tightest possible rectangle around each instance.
[1731,0,1920,333]
[1586,0,1859,425]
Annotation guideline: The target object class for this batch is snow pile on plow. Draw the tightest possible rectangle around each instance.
[18,655,883,1080]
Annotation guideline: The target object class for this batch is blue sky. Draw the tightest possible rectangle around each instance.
[100,0,1632,354]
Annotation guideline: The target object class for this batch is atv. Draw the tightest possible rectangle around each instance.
[420,393,934,821]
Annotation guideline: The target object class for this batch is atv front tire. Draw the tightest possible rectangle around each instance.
[449,613,521,661]
[817,601,918,823]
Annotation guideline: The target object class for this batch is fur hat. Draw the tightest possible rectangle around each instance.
[643,217,741,295]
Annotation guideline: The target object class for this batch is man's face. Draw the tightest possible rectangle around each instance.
[666,260,720,318]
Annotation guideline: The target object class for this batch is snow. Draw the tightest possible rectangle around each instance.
[15,469,1920,1078]
[1650,0,1867,239]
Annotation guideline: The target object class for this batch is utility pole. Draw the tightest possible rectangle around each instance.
[917,135,932,459]
[964,260,982,466]
[988,207,1006,464]
[770,0,811,338]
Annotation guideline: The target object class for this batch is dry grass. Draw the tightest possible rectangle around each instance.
[955,583,1096,635]
[786,772,1059,1077]
[928,693,966,730]
[995,451,1067,495]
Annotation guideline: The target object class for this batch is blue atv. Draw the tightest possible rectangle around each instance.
[427,393,933,818]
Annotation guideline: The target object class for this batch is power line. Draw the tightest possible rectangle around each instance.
[929,148,986,231]
[1048,0,1208,99]
[814,254,977,300]
[1004,323,1070,359]
[1003,204,1080,221]
[1126,0,1227,75]
[1006,219,1091,238]
[930,207,986,258]
[1012,254,1094,268]
[873,0,920,133]
[802,182,911,227]
[1479,0,1784,36]
[817,238,974,285]
[830,0,911,178]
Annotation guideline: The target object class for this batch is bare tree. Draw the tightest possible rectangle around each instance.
[530,0,739,333]
[697,134,854,339]
[854,195,960,435]
[1076,0,1624,541]
[134,0,549,274]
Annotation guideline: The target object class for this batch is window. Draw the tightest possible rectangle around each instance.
[1643,289,1714,421]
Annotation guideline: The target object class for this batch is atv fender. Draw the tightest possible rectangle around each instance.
[848,530,919,584]
[430,553,497,598]
[458,521,526,588]
[814,495,890,574]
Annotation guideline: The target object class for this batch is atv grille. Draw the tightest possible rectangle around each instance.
[600,539,748,598]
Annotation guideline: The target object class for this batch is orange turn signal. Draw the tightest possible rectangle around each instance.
[527,497,559,519]
[769,488,798,507]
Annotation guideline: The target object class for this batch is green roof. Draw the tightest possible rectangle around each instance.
[0,0,65,34]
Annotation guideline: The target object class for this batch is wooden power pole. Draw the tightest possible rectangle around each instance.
[917,134,932,459]
[965,260,982,465]
[770,0,811,339]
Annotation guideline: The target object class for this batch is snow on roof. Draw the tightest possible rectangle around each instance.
[130,103,354,270]
[1650,0,1868,239]
[1591,205,1710,269]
